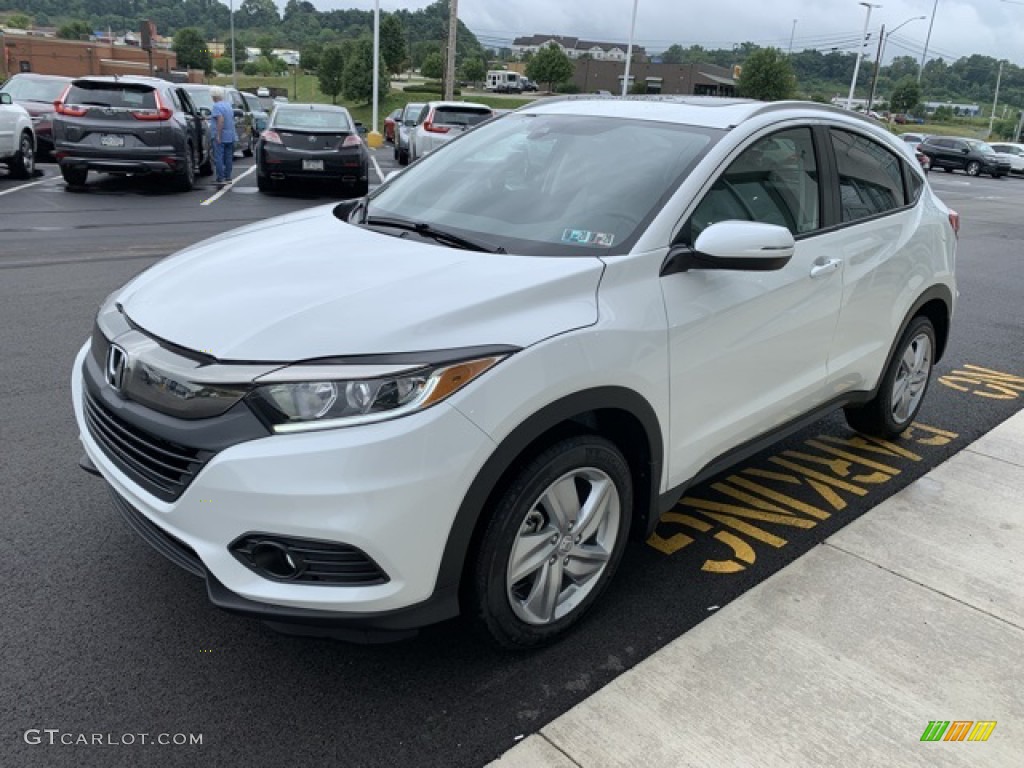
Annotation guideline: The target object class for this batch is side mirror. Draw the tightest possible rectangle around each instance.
[661,220,794,276]
[961,147,969,154]
[233,108,243,119]
[354,121,367,135]
[198,106,211,118]
[0,92,11,105]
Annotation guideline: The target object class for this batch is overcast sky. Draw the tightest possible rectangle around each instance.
[306,0,1024,66]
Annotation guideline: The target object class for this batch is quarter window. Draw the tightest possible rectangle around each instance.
[829,129,906,222]
[687,127,820,243]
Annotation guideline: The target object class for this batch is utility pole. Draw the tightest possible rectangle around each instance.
[788,19,797,55]
[918,0,939,83]
[229,0,237,88]
[988,60,1004,138]
[444,0,458,101]
[867,24,884,112]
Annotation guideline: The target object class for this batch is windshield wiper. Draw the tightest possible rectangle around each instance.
[364,215,506,254]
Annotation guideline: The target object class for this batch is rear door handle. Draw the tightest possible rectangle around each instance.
[810,258,842,278]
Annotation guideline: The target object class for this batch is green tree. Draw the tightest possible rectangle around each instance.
[460,57,486,85]
[932,105,954,122]
[525,43,574,92]
[57,21,92,40]
[7,13,31,29]
[889,78,922,114]
[237,0,280,29]
[173,28,213,73]
[660,44,686,65]
[212,57,233,75]
[380,13,407,78]
[421,51,444,80]
[318,44,346,104]
[256,34,276,60]
[300,42,323,72]
[736,47,795,101]
[342,39,388,104]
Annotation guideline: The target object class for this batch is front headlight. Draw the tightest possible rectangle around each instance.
[248,355,506,433]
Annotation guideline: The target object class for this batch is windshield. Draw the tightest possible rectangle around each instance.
[367,112,720,256]
[2,77,68,102]
[273,108,352,132]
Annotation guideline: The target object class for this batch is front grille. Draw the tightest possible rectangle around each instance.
[231,535,390,586]
[109,489,204,578]
[83,388,211,502]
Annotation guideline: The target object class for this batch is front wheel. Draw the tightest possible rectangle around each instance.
[10,131,35,179]
[965,160,981,176]
[844,315,936,438]
[468,435,633,650]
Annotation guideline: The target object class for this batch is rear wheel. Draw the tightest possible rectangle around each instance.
[965,160,981,176]
[172,145,196,192]
[61,166,88,187]
[243,133,254,158]
[468,435,632,649]
[398,147,409,166]
[346,178,369,198]
[943,166,954,173]
[9,131,35,179]
[844,315,936,438]
[199,148,213,177]
[257,173,275,193]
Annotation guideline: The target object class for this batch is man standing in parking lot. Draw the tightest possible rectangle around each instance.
[210,87,236,186]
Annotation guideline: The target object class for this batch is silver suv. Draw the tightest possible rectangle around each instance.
[53,75,212,191]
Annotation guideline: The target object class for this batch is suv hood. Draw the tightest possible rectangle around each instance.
[118,206,603,361]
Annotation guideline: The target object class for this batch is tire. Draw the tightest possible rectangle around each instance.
[257,173,274,193]
[468,434,633,650]
[943,166,953,173]
[199,149,214,177]
[347,178,369,198]
[9,130,35,179]
[61,166,88,187]
[993,173,1005,179]
[398,148,409,166]
[172,145,196,192]
[965,160,981,176]
[243,133,254,158]
[844,315,937,438]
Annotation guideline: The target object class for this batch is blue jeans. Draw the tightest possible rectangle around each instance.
[214,141,234,182]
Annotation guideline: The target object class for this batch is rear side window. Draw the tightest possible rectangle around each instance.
[829,129,906,223]
[67,82,156,110]
[1,76,69,102]
[432,107,492,126]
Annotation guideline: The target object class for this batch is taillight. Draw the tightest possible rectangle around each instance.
[341,134,361,148]
[262,130,282,144]
[948,209,960,238]
[131,90,172,121]
[54,85,87,117]
[423,120,449,134]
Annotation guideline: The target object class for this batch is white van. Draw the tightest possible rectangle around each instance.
[486,70,523,93]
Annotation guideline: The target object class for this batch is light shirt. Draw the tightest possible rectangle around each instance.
[211,100,237,143]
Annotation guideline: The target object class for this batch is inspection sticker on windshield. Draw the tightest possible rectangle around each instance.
[562,229,615,247]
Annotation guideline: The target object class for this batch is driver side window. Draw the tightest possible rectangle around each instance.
[683,127,819,245]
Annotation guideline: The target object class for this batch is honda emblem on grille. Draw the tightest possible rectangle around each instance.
[106,344,127,392]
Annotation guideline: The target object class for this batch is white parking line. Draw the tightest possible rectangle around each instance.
[371,154,384,184]
[200,165,257,206]
[0,175,59,197]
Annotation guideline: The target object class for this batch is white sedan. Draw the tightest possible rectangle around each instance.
[0,91,35,178]
[408,100,493,161]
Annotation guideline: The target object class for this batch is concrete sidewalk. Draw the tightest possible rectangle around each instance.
[491,412,1024,768]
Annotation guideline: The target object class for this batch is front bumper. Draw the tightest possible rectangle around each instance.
[72,342,495,629]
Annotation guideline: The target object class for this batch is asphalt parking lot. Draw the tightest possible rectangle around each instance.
[2,154,1023,767]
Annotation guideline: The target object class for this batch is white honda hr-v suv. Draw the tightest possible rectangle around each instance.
[73,97,957,648]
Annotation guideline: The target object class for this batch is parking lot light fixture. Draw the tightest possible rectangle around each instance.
[847,2,882,110]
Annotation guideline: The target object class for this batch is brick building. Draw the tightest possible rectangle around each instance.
[572,59,738,96]
[2,33,178,79]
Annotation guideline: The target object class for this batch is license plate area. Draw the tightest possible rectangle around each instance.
[302,159,324,171]
[100,134,125,147]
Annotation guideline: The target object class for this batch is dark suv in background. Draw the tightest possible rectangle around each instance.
[53,75,212,191]
[180,84,255,157]
[919,135,1011,178]
[0,72,71,155]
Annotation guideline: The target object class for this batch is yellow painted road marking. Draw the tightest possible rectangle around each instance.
[940,364,1024,400]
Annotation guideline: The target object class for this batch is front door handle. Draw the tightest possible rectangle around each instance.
[810,258,842,278]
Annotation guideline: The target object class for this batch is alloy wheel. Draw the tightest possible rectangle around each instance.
[891,333,932,424]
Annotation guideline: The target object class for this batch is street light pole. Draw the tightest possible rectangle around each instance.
[367,0,383,148]
[868,16,926,111]
[988,60,1004,138]
[847,2,881,110]
[788,19,798,55]
[917,0,939,84]
[229,0,236,88]
[622,0,639,96]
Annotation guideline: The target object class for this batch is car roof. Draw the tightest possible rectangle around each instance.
[427,100,492,110]
[274,102,351,113]
[70,75,168,86]
[5,72,71,82]
[523,95,886,131]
